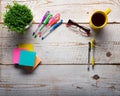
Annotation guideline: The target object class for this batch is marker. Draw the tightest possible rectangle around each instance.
[50,20,63,32]
[38,13,60,37]
[91,38,95,69]
[41,20,63,40]
[32,11,50,36]
[34,13,53,38]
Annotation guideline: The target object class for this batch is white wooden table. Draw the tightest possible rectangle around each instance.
[0,0,120,96]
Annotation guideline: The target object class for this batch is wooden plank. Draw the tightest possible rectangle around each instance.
[1,24,120,64]
[0,65,120,96]
[0,1,120,96]
[0,0,1,22]
[0,24,2,63]
[1,0,120,23]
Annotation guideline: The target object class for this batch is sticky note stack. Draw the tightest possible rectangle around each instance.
[13,44,41,72]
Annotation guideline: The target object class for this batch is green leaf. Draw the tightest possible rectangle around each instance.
[3,2,33,33]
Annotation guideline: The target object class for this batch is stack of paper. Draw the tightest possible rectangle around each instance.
[13,44,41,72]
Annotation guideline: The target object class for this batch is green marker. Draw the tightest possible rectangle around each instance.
[34,14,53,38]
[40,14,53,30]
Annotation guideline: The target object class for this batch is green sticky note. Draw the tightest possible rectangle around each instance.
[19,50,36,67]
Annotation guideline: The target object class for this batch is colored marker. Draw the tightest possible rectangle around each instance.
[91,38,95,69]
[32,11,50,36]
[41,20,63,40]
[34,14,53,38]
[38,13,60,37]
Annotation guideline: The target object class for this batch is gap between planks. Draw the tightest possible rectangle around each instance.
[0,63,120,65]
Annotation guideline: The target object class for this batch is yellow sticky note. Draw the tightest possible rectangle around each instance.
[18,44,34,51]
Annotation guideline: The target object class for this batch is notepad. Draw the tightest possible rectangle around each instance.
[19,50,36,67]
[24,56,42,72]
[32,56,41,69]
[13,48,21,64]
[13,48,28,64]
[18,44,34,51]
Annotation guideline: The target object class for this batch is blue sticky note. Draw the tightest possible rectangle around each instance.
[19,50,36,67]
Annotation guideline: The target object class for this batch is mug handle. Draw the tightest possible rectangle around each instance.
[105,8,111,15]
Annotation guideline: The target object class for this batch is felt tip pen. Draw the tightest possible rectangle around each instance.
[33,11,50,36]
[50,19,63,32]
[38,13,60,37]
[34,14,53,38]
[41,20,63,40]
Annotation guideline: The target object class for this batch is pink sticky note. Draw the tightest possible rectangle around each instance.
[13,48,27,64]
[13,48,21,64]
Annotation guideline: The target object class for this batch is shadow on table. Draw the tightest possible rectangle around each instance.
[14,64,40,75]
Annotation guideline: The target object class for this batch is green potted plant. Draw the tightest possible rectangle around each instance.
[4,2,33,33]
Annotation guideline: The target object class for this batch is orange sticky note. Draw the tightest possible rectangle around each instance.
[18,44,34,51]
[24,56,42,72]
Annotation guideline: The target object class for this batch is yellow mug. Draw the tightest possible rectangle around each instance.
[90,8,111,29]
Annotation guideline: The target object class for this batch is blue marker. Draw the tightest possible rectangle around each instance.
[41,20,63,40]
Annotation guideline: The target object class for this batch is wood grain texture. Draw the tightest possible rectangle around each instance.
[0,0,1,22]
[0,0,120,96]
[0,24,2,63]
[1,24,120,64]
[1,0,120,23]
[0,65,120,96]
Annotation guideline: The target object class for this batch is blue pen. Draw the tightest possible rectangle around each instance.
[42,20,63,40]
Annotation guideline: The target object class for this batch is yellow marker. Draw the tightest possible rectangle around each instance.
[91,38,96,69]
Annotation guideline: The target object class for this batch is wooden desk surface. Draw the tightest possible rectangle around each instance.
[0,0,120,96]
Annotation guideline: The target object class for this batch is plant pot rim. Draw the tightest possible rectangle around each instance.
[25,21,32,29]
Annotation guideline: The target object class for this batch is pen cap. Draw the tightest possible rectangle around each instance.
[44,14,53,24]
[41,11,50,23]
[49,13,60,26]
[53,20,63,28]
[88,42,91,51]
